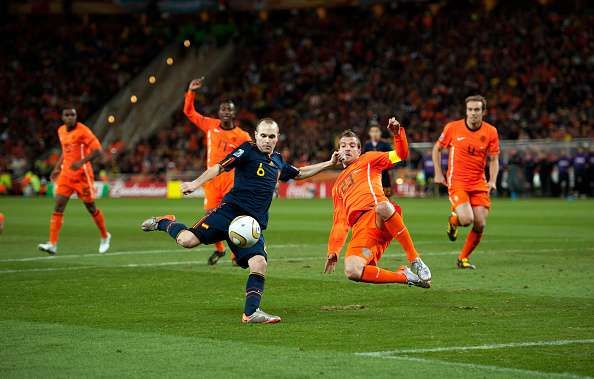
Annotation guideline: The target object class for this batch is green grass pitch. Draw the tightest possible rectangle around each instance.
[1,197,593,378]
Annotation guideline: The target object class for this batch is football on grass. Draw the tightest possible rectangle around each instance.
[228,215,261,248]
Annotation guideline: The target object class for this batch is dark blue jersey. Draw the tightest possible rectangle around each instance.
[218,142,299,229]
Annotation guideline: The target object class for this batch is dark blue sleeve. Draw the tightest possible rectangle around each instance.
[279,162,300,182]
[219,142,251,172]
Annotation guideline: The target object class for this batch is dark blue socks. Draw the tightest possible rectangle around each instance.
[158,219,187,240]
[244,273,265,316]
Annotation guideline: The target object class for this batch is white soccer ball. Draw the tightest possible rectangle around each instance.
[228,215,261,248]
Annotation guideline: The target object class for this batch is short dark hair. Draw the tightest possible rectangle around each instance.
[219,99,235,108]
[465,95,487,111]
[256,117,279,133]
[62,106,76,113]
[339,129,361,148]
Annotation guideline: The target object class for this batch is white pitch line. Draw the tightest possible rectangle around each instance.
[356,338,594,356]
[368,354,591,379]
[0,260,206,274]
[2,245,590,264]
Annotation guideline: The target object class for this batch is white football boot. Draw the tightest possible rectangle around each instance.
[399,266,431,288]
[241,308,281,324]
[99,233,111,254]
[411,257,432,282]
[38,242,57,256]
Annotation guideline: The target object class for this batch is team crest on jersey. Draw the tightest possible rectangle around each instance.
[233,149,245,158]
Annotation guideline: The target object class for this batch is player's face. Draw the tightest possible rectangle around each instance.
[339,137,361,165]
[255,124,279,154]
[62,109,77,127]
[466,101,484,126]
[368,126,381,142]
[218,102,236,123]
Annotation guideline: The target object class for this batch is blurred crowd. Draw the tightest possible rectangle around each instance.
[1,2,593,198]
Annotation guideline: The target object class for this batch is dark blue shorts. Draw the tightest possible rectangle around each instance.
[188,203,267,269]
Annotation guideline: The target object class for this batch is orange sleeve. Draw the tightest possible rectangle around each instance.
[392,126,409,160]
[327,193,349,256]
[438,123,453,148]
[488,127,500,156]
[183,91,219,133]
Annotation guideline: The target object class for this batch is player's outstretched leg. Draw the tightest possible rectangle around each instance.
[376,201,431,282]
[344,256,430,288]
[141,215,201,248]
[242,255,280,324]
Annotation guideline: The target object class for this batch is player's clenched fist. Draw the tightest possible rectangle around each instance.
[387,117,400,135]
[188,76,205,92]
[181,181,199,195]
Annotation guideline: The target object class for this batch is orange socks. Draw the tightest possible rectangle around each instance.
[214,241,225,253]
[360,265,407,284]
[49,211,64,245]
[459,229,483,260]
[383,211,419,262]
[92,209,108,239]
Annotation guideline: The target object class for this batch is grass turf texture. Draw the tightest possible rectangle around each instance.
[0,197,593,378]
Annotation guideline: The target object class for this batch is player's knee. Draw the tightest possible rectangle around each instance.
[473,220,486,232]
[375,201,395,220]
[458,213,474,226]
[344,260,363,281]
[85,203,97,214]
[248,255,267,275]
[176,231,199,248]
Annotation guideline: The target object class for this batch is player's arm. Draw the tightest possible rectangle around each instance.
[324,196,349,274]
[295,151,342,180]
[50,154,63,181]
[183,77,216,133]
[387,117,409,160]
[488,154,499,192]
[182,142,250,195]
[432,142,446,186]
[71,148,102,170]
[181,164,222,195]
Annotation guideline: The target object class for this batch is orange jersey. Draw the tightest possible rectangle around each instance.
[438,119,500,191]
[57,122,101,178]
[328,131,408,254]
[184,91,251,167]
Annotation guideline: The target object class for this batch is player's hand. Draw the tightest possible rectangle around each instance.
[181,181,198,195]
[488,181,497,193]
[387,117,401,135]
[188,77,205,92]
[330,151,343,166]
[70,161,83,170]
[434,172,447,187]
[323,253,338,274]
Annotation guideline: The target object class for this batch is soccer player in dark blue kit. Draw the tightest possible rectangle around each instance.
[141,118,340,324]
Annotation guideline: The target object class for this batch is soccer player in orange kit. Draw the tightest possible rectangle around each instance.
[432,95,500,269]
[323,118,431,288]
[184,77,251,265]
[38,108,110,255]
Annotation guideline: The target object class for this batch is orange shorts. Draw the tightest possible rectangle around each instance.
[448,189,490,210]
[203,170,234,210]
[55,173,95,203]
[345,210,393,266]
